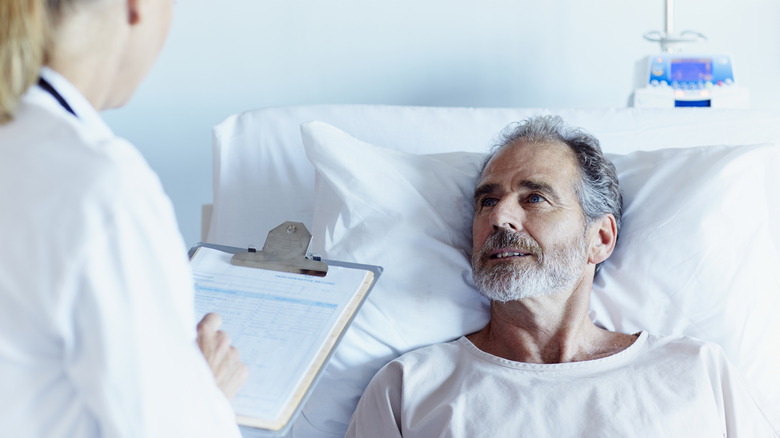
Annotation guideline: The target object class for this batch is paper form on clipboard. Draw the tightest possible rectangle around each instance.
[189,244,381,436]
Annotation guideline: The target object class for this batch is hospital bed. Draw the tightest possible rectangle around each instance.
[203,105,780,437]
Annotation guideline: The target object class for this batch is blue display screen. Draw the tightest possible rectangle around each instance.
[671,58,713,82]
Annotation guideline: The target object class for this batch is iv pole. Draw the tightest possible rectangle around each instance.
[643,0,706,52]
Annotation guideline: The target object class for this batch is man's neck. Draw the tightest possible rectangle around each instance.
[467,279,637,364]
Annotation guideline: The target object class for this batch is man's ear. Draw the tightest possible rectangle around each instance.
[127,0,140,25]
[588,214,617,266]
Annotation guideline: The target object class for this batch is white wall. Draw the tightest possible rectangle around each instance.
[102,0,780,247]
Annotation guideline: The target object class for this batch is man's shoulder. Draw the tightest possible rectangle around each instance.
[640,331,729,366]
[644,332,722,351]
[377,337,467,380]
[398,337,465,362]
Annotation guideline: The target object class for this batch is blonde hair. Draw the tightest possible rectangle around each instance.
[0,0,49,124]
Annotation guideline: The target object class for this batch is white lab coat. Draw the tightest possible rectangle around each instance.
[0,68,240,437]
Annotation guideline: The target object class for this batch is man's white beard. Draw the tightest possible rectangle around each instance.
[471,228,588,302]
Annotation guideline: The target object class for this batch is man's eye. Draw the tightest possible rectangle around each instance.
[480,198,498,207]
[528,194,544,203]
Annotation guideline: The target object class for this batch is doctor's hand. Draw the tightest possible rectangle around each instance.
[197,312,249,402]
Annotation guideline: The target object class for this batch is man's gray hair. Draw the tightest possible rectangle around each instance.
[482,115,623,269]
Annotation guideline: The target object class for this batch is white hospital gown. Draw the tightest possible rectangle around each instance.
[0,68,240,437]
[346,331,778,437]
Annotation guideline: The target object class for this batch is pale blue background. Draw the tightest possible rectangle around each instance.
[102,0,780,247]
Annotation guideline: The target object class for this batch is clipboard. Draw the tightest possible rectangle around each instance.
[189,222,382,437]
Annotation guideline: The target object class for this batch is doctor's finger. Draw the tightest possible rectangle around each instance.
[197,312,223,334]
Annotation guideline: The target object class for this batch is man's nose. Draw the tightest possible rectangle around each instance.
[489,198,523,232]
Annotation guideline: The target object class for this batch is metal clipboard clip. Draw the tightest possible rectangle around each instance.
[230,221,328,277]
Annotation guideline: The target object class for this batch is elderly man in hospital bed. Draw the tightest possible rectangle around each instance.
[345,115,777,437]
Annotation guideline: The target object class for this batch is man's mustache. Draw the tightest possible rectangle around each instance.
[478,229,542,260]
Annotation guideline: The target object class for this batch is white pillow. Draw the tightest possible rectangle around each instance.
[295,120,780,437]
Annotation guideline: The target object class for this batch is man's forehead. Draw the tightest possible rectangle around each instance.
[480,140,578,182]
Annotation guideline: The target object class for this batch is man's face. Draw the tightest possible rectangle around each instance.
[471,140,590,301]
